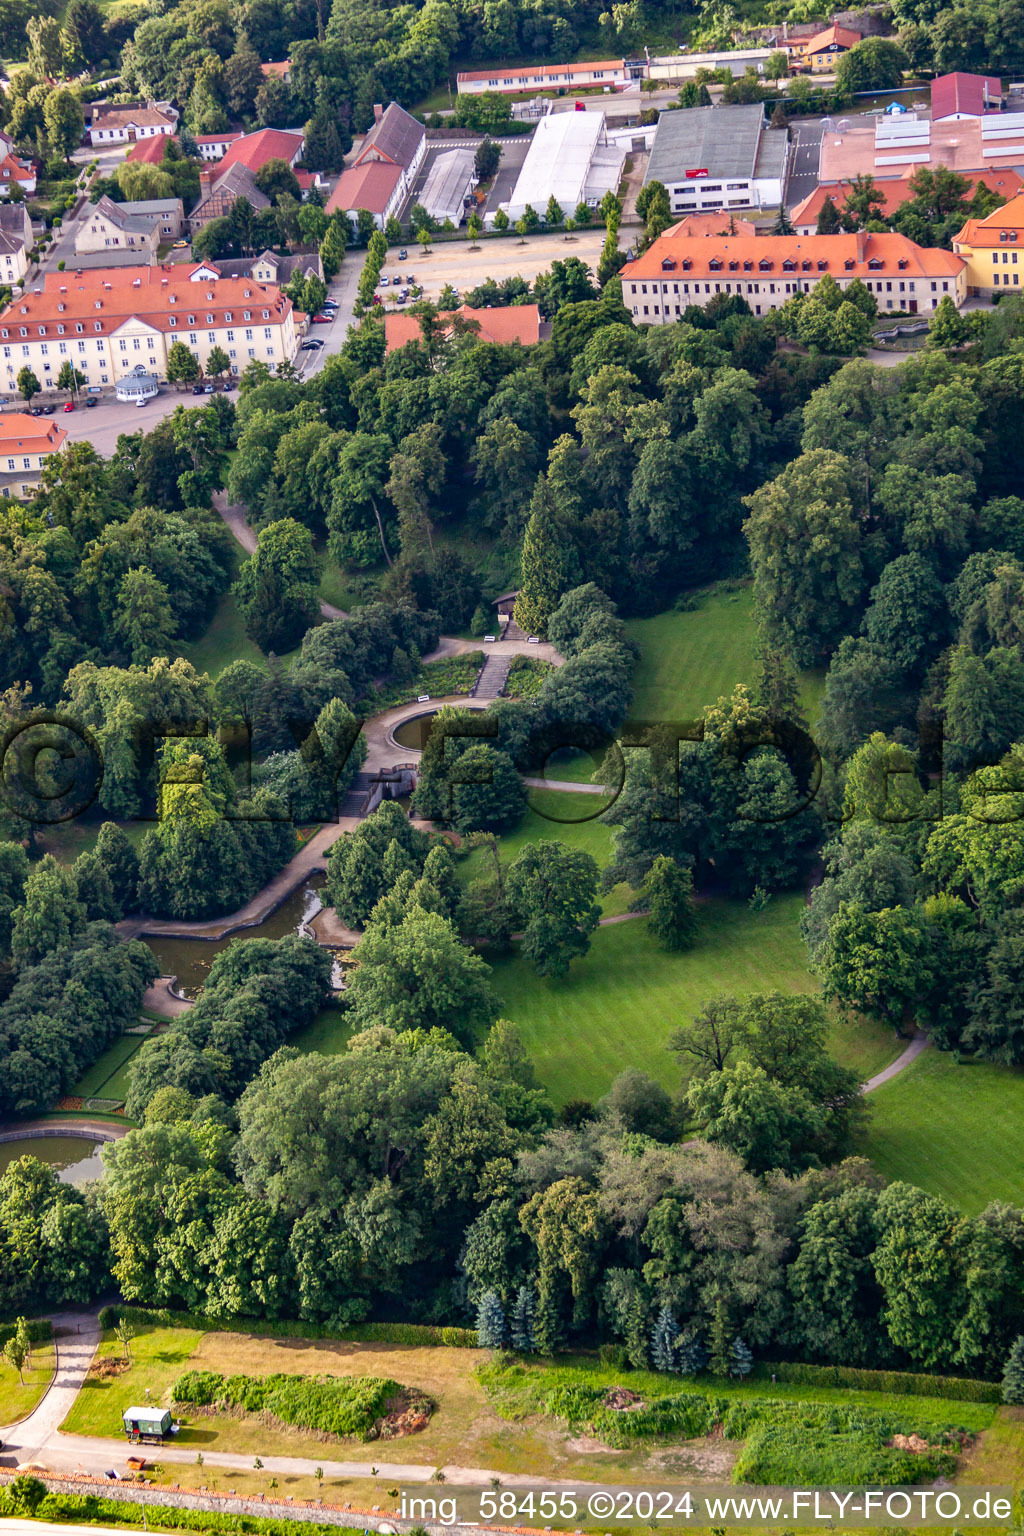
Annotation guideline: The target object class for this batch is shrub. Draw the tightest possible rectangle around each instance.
[171,1369,422,1440]
[755,1360,1001,1404]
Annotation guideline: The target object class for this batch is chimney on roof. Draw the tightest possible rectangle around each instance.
[199,165,213,191]
[373,103,384,123]
[856,229,867,263]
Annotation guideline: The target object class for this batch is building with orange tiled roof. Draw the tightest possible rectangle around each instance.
[670,213,759,237]
[0,153,35,198]
[384,303,542,353]
[792,169,1024,234]
[126,135,175,166]
[795,23,863,71]
[0,414,68,499]
[260,60,291,82]
[620,228,965,321]
[953,192,1024,295]
[326,103,426,230]
[0,264,299,392]
[457,58,630,94]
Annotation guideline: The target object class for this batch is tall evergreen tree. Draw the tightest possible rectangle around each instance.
[709,1297,732,1377]
[676,1327,708,1376]
[533,1282,564,1356]
[476,1289,508,1349]
[640,856,698,951]
[816,195,842,234]
[513,481,580,637]
[510,1283,536,1352]
[650,1303,679,1372]
[1002,1335,1024,1404]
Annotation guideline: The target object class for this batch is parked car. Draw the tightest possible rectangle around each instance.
[322,299,339,310]
[220,381,235,391]
[41,404,56,415]
[300,338,324,350]
[203,382,215,393]
[135,397,150,408]
[380,275,389,286]
[396,292,407,305]
[84,397,98,408]
[63,401,75,412]
[172,240,189,250]
[29,406,44,416]
[191,384,204,394]
[398,248,408,260]
[312,313,331,323]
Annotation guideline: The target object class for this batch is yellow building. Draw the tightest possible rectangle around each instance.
[796,24,862,72]
[953,192,1024,296]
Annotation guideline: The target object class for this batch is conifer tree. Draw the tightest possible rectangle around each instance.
[730,1337,754,1378]
[1002,1335,1024,1404]
[676,1327,708,1377]
[650,1303,678,1373]
[513,481,579,637]
[533,1283,564,1356]
[640,856,698,951]
[476,1290,508,1349]
[709,1297,732,1377]
[510,1283,536,1353]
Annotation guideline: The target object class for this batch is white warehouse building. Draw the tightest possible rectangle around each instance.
[500,112,626,224]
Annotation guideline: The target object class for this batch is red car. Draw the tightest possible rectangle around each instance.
[63,400,75,412]
[312,312,332,323]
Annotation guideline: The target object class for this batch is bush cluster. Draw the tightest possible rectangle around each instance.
[0,1319,53,1350]
[171,1369,416,1440]
[0,1486,346,1535]
[542,1378,965,1482]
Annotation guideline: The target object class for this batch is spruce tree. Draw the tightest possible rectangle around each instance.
[675,1327,707,1377]
[1002,1335,1024,1404]
[816,195,841,234]
[650,1304,678,1373]
[513,480,579,637]
[730,1337,754,1378]
[772,202,794,235]
[476,1290,508,1349]
[510,1283,536,1353]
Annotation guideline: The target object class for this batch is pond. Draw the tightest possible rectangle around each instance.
[145,878,329,998]
[391,711,438,752]
[0,1135,107,1184]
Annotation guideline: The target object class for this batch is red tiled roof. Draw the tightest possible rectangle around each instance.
[260,61,290,78]
[384,303,541,352]
[799,24,861,53]
[621,228,964,281]
[669,213,759,237]
[194,132,244,147]
[217,129,303,174]
[931,71,1002,120]
[326,159,401,215]
[0,265,293,340]
[126,136,174,165]
[0,155,33,184]
[0,415,67,454]
[792,169,1023,226]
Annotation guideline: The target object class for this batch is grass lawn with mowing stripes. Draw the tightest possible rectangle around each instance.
[73,1033,147,1099]
[625,587,826,727]
[861,1048,1024,1213]
[486,893,896,1106]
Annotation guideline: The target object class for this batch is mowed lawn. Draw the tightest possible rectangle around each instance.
[487,893,895,1106]
[863,1049,1024,1213]
[0,1342,56,1428]
[625,587,826,727]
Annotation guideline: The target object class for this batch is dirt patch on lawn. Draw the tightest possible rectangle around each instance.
[603,1387,644,1411]
[566,1434,622,1454]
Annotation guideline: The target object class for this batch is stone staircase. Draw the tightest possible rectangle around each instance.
[473,653,512,699]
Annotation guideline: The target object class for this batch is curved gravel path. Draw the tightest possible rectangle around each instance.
[861,1029,931,1093]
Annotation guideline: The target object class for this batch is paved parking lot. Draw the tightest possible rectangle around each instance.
[376,228,607,303]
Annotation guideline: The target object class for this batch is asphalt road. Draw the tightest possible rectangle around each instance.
[785,118,825,208]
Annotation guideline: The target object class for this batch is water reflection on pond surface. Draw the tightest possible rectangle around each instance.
[145,878,348,997]
[0,1135,107,1184]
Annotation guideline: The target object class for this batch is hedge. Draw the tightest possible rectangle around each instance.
[98,1304,477,1349]
[0,1485,348,1535]
[0,1319,53,1350]
[753,1359,1001,1404]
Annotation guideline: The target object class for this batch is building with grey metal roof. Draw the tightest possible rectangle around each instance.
[645,104,789,214]
[419,148,476,224]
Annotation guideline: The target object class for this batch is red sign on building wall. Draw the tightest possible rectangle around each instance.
[685,167,709,178]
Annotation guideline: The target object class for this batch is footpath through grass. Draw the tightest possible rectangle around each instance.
[862,1048,1024,1213]
[0,1342,56,1427]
